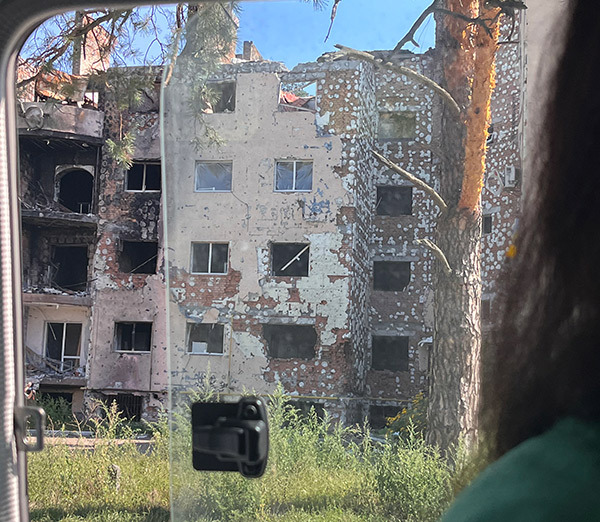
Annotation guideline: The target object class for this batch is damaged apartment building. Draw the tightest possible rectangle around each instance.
[18,11,522,425]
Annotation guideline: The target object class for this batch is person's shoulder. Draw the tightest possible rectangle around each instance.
[441,417,600,522]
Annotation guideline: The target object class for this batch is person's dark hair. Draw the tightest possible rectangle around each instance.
[483,0,600,458]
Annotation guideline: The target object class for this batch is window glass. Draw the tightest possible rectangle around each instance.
[378,112,417,140]
[114,322,152,352]
[195,162,232,191]
[191,243,228,274]
[275,160,312,191]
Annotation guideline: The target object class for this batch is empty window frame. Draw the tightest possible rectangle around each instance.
[58,169,93,213]
[107,394,143,421]
[483,215,493,235]
[204,81,236,113]
[378,112,417,140]
[119,241,158,274]
[114,322,152,352]
[369,405,406,430]
[272,243,309,277]
[45,322,82,371]
[376,186,413,216]
[126,162,161,192]
[372,335,409,372]
[262,324,317,359]
[275,160,313,192]
[191,242,228,274]
[51,245,89,292]
[186,323,224,354]
[373,261,411,291]
[195,161,232,192]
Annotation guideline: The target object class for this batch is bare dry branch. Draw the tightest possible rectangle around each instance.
[394,0,439,52]
[372,150,448,213]
[416,238,453,276]
[333,44,462,118]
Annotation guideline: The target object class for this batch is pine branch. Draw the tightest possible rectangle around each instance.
[333,44,462,118]
[416,238,453,276]
[372,151,448,213]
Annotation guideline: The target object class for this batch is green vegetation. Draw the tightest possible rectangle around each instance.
[29,392,473,522]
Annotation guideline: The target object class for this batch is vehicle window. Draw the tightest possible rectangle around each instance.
[13,1,541,520]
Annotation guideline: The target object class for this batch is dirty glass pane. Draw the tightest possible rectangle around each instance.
[190,243,209,273]
[275,161,294,190]
[195,161,232,191]
[209,243,228,274]
[295,161,313,191]
[378,112,417,140]
[64,323,82,357]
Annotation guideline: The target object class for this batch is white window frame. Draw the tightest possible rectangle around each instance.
[126,162,161,193]
[274,160,313,192]
[45,322,82,371]
[190,242,229,275]
[194,161,233,193]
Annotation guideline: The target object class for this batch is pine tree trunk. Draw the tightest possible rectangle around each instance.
[427,209,481,449]
[425,0,499,450]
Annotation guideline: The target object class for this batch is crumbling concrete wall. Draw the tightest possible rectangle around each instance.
[164,55,381,419]
[85,69,167,414]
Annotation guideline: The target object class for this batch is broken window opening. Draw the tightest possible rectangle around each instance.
[272,243,309,277]
[51,245,89,292]
[483,215,493,235]
[279,81,317,113]
[373,261,411,291]
[371,335,409,372]
[114,322,152,352]
[376,186,413,216]
[106,394,143,421]
[378,112,417,140]
[186,323,224,354]
[287,400,325,420]
[45,322,82,371]
[57,169,93,213]
[203,81,236,113]
[262,324,317,359]
[275,160,313,192]
[119,241,158,274]
[126,162,161,192]
[195,161,233,192]
[369,404,405,430]
[191,243,228,274]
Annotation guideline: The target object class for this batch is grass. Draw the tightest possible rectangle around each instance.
[29,391,473,521]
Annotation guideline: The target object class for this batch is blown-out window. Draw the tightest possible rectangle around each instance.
[126,162,161,192]
[114,322,152,352]
[263,324,317,359]
[272,243,309,276]
[187,323,224,354]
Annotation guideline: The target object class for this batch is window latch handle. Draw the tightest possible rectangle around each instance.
[191,396,269,478]
[14,406,45,452]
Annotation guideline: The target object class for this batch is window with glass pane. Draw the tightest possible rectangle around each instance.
[275,160,312,191]
[194,161,232,191]
[191,242,228,274]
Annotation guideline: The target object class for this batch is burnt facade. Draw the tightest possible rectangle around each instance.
[19,20,522,424]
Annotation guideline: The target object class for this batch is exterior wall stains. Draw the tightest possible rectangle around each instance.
[19,23,523,424]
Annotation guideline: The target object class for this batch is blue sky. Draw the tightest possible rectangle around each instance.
[236,0,436,68]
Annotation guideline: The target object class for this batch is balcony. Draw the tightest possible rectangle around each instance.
[18,102,104,143]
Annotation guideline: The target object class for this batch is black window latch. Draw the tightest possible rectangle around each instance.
[192,396,269,478]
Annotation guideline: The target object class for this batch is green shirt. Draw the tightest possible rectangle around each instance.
[441,417,600,521]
